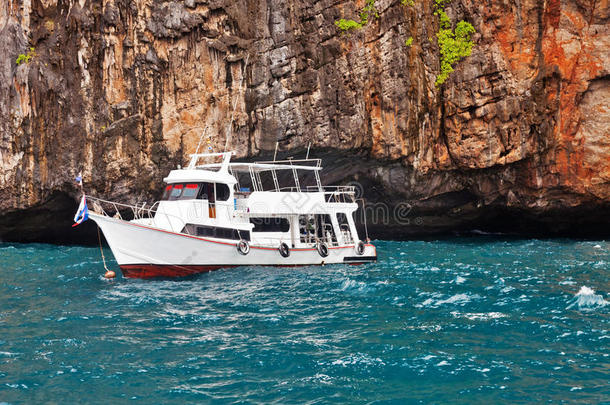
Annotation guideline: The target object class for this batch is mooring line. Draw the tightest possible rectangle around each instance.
[97,225,116,278]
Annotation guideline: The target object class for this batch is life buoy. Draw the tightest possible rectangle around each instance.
[317,242,329,257]
[356,241,365,255]
[237,239,250,255]
[279,242,290,258]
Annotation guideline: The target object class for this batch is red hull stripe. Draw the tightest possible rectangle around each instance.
[119,260,373,279]
[96,214,376,253]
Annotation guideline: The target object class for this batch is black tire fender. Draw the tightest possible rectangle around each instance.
[356,241,365,255]
[317,242,329,258]
[237,239,250,255]
[279,242,290,258]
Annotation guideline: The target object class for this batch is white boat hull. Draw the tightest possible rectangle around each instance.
[90,213,377,278]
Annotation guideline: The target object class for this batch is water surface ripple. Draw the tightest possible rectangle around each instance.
[0,239,608,403]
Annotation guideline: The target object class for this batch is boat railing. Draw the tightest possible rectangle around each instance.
[266,185,355,202]
[298,232,338,247]
[86,196,188,235]
[323,187,356,203]
[263,185,354,192]
[87,196,153,219]
[255,158,322,168]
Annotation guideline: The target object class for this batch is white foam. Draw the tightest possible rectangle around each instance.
[417,293,480,308]
[340,279,372,293]
[311,373,332,384]
[404,324,442,332]
[436,293,476,306]
[420,298,435,307]
[452,276,467,285]
[567,286,609,311]
[451,312,507,321]
[331,353,385,367]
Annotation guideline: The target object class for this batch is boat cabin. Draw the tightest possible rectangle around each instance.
[153,152,362,249]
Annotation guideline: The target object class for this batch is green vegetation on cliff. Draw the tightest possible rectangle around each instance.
[16,47,36,65]
[335,0,379,32]
[434,0,475,86]
[335,0,475,87]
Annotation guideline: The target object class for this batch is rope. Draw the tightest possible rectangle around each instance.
[97,225,111,272]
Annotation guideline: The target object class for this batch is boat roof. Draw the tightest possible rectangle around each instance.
[199,162,321,173]
[164,169,237,184]
[186,152,321,172]
[163,151,322,184]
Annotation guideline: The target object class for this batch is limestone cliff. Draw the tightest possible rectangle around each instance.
[0,0,608,243]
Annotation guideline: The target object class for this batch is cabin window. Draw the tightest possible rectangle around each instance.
[197,183,231,201]
[162,185,173,200]
[197,183,211,200]
[169,184,183,200]
[216,183,231,201]
[182,224,250,241]
[162,182,232,201]
[182,183,200,199]
[250,217,290,233]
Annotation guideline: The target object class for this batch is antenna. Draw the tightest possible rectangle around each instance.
[273,141,278,162]
[305,142,311,160]
[194,125,209,155]
[224,53,250,152]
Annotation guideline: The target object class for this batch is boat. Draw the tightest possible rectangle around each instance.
[82,151,377,278]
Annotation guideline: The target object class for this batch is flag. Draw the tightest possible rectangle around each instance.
[72,195,89,227]
[75,173,82,187]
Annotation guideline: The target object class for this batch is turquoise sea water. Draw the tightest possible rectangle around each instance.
[0,239,608,404]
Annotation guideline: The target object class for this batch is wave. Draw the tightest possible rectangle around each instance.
[330,353,385,367]
[417,293,481,308]
[339,279,376,294]
[567,286,609,311]
[451,311,507,321]
[437,293,478,306]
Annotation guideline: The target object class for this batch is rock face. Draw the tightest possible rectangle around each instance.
[0,0,608,243]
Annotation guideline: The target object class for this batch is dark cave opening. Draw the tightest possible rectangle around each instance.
[1,187,609,247]
[0,191,101,245]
